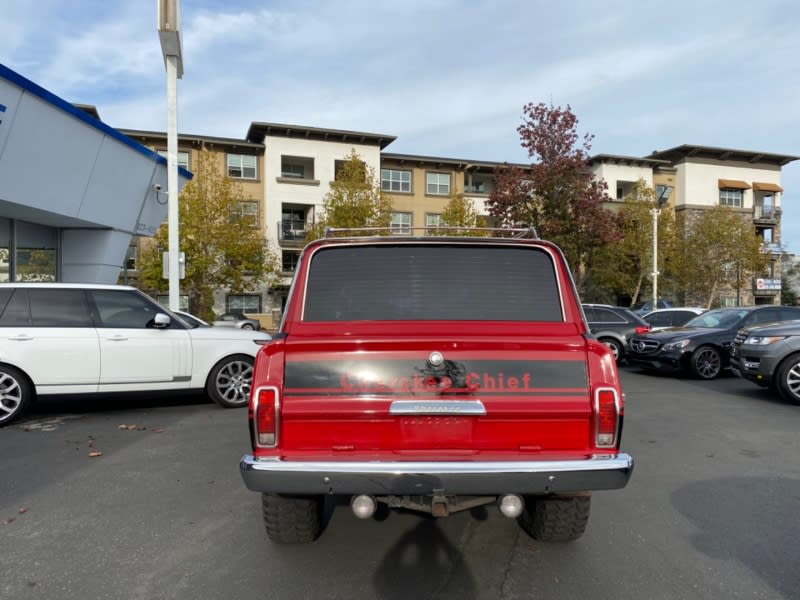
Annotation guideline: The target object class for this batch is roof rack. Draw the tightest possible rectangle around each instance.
[323,226,539,239]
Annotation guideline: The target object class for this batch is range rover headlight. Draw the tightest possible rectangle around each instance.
[662,339,690,351]
[744,335,787,346]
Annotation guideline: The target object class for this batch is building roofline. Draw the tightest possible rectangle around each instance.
[381,152,530,170]
[588,153,672,167]
[649,144,800,166]
[246,121,397,149]
[118,128,264,150]
[0,64,182,173]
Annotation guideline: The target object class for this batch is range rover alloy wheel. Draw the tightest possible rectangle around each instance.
[690,346,722,380]
[0,365,33,427]
[206,354,254,408]
[775,354,800,404]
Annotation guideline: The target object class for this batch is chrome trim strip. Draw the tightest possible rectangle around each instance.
[389,399,486,415]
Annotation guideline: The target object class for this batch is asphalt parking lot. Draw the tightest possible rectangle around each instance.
[2,368,799,600]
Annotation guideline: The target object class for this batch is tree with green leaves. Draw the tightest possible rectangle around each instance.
[596,180,678,306]
[136,150,279,321]
[671,205,770,308]
[487,102,620,291]
[307,150,393,239]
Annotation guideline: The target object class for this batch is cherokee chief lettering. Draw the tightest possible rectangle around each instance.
[339,371,532,392]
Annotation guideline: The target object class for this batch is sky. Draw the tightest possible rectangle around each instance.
[2,0,799,247]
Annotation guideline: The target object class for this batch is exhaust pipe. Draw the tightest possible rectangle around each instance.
[351,495,377,519]
[498,494,524,518]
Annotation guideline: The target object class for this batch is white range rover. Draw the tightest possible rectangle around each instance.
[0,283,271,426]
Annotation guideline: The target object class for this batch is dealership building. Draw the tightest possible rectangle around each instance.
[0,64,190,283]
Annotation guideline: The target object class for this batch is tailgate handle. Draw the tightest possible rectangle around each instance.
[389,400,486,415]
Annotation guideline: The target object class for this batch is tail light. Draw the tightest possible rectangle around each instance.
[594,388,620,448]
[254,386,280,447]
[634,325,651,334]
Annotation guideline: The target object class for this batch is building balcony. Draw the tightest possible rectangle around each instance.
[753,205,781,224]
[278,219,309,246]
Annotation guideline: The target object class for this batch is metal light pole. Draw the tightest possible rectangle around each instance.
[651,207,660,308]
[157,0,184,310]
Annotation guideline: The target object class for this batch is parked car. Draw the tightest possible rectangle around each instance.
[641,307,706,331]
[214,312,261,330]
[627,305,800,380]
[172,310,210,328]
[730,319,800,403]
[0,284,272,427]
[632,298,673,315]
[582,303,651,363]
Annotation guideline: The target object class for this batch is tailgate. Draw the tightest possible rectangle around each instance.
[279,336,591,456]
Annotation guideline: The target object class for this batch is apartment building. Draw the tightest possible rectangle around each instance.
[115,120,798,313]
[118,128,265,312]
[588,146,798,305]
[378,153,528,232]
[244,122,395,309]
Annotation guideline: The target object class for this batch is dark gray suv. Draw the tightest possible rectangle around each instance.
[582,304,651,363]
[731,319,800,403]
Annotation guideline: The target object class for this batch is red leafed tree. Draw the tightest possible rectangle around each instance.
[487,102,620,292]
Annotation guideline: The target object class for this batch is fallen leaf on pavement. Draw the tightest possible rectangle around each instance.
[88,451,103,457]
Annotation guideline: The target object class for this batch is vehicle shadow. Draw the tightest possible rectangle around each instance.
[672,476,800,598]
[26,390,212,421]
[371,515,477,600]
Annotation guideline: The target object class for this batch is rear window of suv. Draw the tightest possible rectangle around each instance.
[303,244,562,322]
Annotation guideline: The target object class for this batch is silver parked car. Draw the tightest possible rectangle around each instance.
[213,312,261,330]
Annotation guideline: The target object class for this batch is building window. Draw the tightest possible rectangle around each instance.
[719,188,742,207]
[227,154,257,179]
[282,163,305,178]
[426,172,450,196]
[391,212,412,235]
[227,294,261,313]
[231,200,259,227]
[426,213,443,233]
[157,150,190,170]
[381,169,411,192]
[282,251,300,273]
[280,156,314,180]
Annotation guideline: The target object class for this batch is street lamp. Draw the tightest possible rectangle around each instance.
[157,0,184,311]
[651,185,673,307]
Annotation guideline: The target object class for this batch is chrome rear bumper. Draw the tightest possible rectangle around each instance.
[240,453,634,495]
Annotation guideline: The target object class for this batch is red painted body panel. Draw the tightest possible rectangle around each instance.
[248,237,624,464]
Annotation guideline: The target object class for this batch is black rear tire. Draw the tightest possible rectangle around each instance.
[262,494,324,544]
[518,495,591,542]
[0,365,33,427]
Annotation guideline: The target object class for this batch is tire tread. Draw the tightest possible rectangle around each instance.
[519,495,591,542]
[261,493,323,544]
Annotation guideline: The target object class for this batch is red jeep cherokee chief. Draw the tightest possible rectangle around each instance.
[240,229,633,543]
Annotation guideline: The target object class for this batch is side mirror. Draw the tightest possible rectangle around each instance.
[153,313,172,329]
